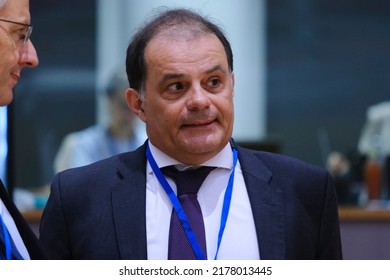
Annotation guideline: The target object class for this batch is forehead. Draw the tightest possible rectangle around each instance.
[0,0,30,22]
[145,31,228,70]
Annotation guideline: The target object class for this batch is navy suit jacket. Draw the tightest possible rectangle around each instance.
[0,180,47,259]
[39,141,342,260]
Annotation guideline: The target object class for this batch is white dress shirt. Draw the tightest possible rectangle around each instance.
[146,142,260,260]
[0,199,30,259]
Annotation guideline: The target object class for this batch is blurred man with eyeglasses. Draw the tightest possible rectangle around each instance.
[0,0,38,106]
[0,0,46,260]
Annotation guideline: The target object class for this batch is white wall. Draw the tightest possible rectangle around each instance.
[97,0,266,141]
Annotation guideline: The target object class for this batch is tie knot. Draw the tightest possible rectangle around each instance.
[162,166,215,195]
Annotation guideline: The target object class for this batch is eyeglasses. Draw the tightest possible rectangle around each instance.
[0,18,33,48]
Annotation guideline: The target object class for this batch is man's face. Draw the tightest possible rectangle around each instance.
[0,25,18,105]
[128,32,235,165]
[0,0,39,106]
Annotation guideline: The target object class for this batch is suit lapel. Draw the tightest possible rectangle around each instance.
[111,144,148,260]
[237,146,286,259]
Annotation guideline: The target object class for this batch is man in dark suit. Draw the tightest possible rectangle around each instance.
[0,181,46,259]
[39,8,342,260]
[0,0,46,260]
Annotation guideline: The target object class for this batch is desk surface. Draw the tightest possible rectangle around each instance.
[23,207,390,223]
[22,209,43,222]
[338,207,390,222]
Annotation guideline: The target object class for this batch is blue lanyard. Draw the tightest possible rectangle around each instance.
[0,214,12,260]
[146,141,238,260]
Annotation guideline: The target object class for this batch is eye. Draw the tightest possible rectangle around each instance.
[167,82,185,92]
[19,32,26,41]
[11,29,26,46]
[162,82,187,100]
[207,77,221,88]
[18,27,29,42]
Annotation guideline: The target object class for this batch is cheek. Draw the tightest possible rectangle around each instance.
[148,104,183,136]
[0,34,18,64]
[215,96,234,120]
[144,102,166,125]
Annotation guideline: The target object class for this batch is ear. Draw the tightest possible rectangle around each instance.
[125,88,147,122]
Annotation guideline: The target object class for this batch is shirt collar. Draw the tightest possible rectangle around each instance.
[147,141,233,174]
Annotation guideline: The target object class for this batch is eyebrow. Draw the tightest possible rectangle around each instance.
[160,73,185,84]
[159,64,228,84]
[205,64,227,75]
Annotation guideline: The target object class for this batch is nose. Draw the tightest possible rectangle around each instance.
[186,85,211,111]
[18,40,39,68]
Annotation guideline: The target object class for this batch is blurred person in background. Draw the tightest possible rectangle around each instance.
[54,69,144,173]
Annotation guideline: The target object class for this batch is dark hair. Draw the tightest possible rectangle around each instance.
[125,8,233,93]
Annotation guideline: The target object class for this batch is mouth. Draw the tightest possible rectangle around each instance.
[180,119,218,133]
[10,73,20,85]
[182,119,215,127]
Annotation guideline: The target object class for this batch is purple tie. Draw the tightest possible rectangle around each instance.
[163,166,215,260]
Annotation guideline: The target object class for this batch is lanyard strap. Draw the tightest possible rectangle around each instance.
[0,214,11,260]
[146,141,238,260]
[215,147,238,259]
